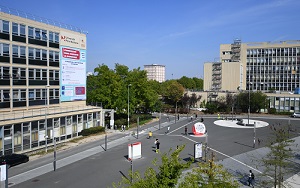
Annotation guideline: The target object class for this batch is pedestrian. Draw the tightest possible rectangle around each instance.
[177,114,179,120]
[155,139,160,153]
[258,138,261,145]
[184,126,188,135]
[148,131,152,139]
[166,126,170,134]
[217,113,220,119]
[195,114,198,119]
[167,116,170,122]
[248,170,255,187]
[201,117,204,122]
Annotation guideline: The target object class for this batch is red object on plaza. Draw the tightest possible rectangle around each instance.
[192,122,206,135]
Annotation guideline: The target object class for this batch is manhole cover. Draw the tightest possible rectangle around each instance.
[32,179,40,182]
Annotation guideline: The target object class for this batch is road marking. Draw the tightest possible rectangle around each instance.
[181,134,265,175]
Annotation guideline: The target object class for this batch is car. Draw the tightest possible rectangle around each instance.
[0,153,29,168]
[291,112,300,118]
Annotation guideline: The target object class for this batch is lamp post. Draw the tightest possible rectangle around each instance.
[248,82,252,126]
[45,84,50,153]
[127,84,131,128]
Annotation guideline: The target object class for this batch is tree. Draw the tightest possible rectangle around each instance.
[161,80,185,112]
[177,76,196,90]
[259,124,296,188]
[178,152,239,188]
[112,145,192,188]
[236,91,268,113]
[189,93,202,107]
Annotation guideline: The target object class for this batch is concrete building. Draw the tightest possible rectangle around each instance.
[203,39,300,112]
[144,64,165,83]
[0,8,108,155]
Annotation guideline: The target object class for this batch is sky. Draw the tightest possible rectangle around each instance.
[1,0,300,80]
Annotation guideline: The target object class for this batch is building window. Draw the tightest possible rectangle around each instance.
[13,45,18,57]
[28,27,34,38]
[20,46,26,58]
[20,24,26,36]
[35,49,41,60]
[12,22,18,35]
[49,32,54,43]
[35,28,41,40]
[1,20,9,33]
[55,51,59,62]
[49,51,54,61]
[54,33,59,43]
[42,49,47,60]
[1,43,10,56]
[28,48,34,59]
[42,30,47,41]
[1,89,10,102]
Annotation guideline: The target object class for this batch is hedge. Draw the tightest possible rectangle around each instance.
[81,126,105,136]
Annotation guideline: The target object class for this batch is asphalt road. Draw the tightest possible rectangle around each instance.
[8,114,300,188]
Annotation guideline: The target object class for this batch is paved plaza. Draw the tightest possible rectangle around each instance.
[5,115,300,187]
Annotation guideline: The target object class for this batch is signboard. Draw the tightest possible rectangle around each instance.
[192,122,206,135]
[60,46,86,102]
[128,142,142,160]
[194,143,202,159]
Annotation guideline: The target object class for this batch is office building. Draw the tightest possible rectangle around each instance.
[204,39,300,112]
[0,8,107,155]
[144,64,165,83]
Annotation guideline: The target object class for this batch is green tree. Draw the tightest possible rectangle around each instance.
[177,76,196,89]
[161,80,185,113]
[236,91,268,113]
[193,77,203,90]
[178,153,239,188]
[259,124,296,188]
[112,145,192,188]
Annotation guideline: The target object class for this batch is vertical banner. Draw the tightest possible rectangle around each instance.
[60,31,87,102]
[194,143,202,159]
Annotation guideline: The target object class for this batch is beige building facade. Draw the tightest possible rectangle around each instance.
[203,39,300,112]
[0,9,109,155]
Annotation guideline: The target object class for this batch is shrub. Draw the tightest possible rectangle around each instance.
[268,108,276,114]
[81,126,105,136]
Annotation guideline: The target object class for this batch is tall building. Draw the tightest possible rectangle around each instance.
[204,39,300,112]
[144,64,165,83]
[204,39,300,92]
[0,8,107,155]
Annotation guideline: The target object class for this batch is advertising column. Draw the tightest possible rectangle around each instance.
[60,31,87,102]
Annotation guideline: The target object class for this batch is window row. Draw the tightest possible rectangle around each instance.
[0,66,59,80]
[1,43,59,62]
[247,48,300,56]
[1,20,59,43]
[247,57,299,64]
[0,88,59,102]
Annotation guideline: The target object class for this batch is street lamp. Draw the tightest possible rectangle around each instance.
[248,82,252,126]
[45,84,50,152]
[127,84,132,128]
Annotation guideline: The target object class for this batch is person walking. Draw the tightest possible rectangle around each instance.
[166,126,170,134]
[148,131,152,139]
[184,126,188,135]
[155,139,160,153]
[248,170,255,187]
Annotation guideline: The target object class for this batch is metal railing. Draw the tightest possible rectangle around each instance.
[0,104,102,121]
[0,5,87,34]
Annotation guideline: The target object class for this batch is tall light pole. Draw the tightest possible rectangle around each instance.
[248,82,252,126]
[45,84,50,152]
[127,84,131,128]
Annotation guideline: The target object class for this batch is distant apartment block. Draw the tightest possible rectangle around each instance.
[144,64,165,83]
